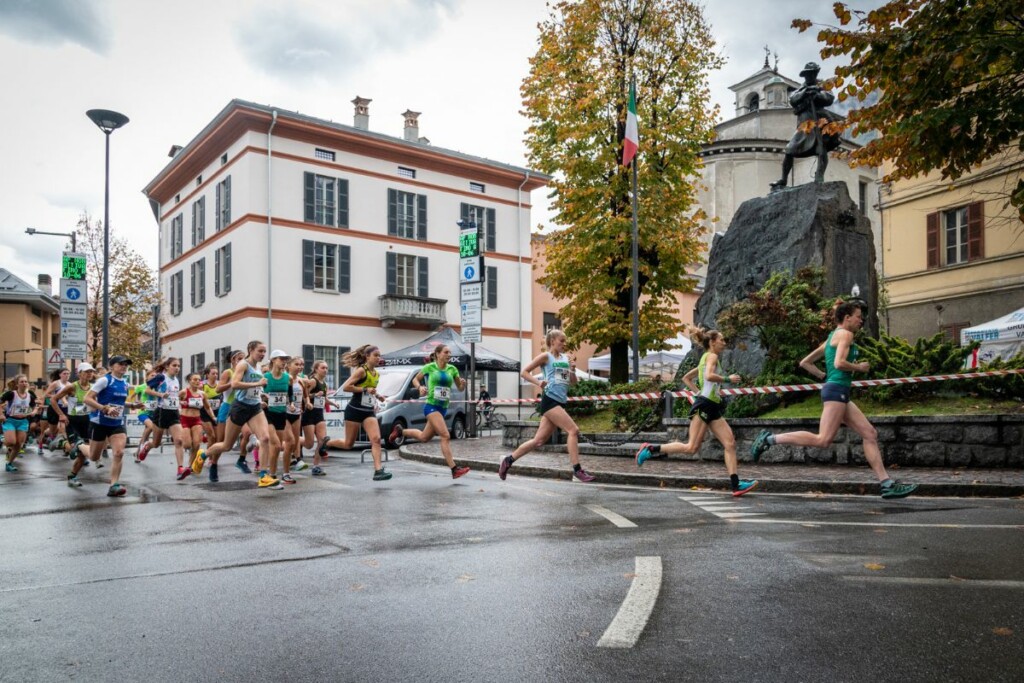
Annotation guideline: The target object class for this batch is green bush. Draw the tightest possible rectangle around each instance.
[857,331,977,400]
[604,378,665,432]
[969,351,1024,401]
[566,379,607,417]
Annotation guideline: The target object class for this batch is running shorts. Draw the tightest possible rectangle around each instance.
[688,396,725,424]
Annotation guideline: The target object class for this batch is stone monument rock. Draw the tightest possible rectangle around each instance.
[693,181,878,378]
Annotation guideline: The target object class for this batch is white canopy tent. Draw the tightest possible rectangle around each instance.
[587,334,693,378]
[961,306,1024,368]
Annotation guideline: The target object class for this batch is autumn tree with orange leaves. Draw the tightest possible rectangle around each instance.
[795,0,1024,221]
[522,0,721,383]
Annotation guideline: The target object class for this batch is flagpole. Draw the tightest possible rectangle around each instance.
[629,75,640,384]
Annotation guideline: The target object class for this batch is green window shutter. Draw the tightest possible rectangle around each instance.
[302,345,314,372]
[486,266,497,308]
[386,252,397,295]
[416,194,427,241]
[338,244,351,293]
[387,188,397,236]
[302,240,314,289]
[337,178,349,228]
[304,172,316,222]
[417,256,428,298]
[926,212,939,269]
[486,208,496,251]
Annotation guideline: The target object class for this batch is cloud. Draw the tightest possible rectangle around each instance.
[0,0,110,54]
[236,0,460,80]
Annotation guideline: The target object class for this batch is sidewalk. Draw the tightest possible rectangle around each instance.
[400,436,1024,498]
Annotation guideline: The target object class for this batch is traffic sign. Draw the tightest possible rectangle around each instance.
[46,348,64,370]
[61,319,87,333]
[462,325,482,343]
[460,256,484,284]
[460,283,482,302]
[61,278,88,304]
[460,301,482,327]
[59,342,88,360]
[60,302,87,320]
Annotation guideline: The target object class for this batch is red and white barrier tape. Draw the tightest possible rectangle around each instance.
[386,368,1023,405]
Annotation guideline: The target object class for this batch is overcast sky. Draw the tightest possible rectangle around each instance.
[0,0,869,291]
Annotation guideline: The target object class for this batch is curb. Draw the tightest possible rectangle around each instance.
[399,448,1024,498]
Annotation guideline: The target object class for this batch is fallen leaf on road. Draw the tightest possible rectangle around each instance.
[362,559,380,568]
[864,563,885,571]
[578,631,590,638]
[874,529,887,534]
[659,481,667,488]
[465,537,483,543]
[992,627,1013,637]
[456,574,476,583]
[478,488,485,493]
[624,573,637,580]
[350,584,365,592]
[674,528,693,533]
[949,575,966,581]
[727,575,739,580]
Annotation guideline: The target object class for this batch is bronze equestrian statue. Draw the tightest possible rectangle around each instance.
[770,62,843,192]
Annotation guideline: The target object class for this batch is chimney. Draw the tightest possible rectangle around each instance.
[168,144,183,158]
[402,109,421,142]
[37,274,52,296]
[352,96,372,130]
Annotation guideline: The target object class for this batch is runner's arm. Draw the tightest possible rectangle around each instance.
[799,343,827,380]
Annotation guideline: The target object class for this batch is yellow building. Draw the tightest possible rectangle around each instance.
[879,151,1024,341]
[0,269,62,387]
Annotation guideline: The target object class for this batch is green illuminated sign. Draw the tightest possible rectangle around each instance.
[459,229,480,258]
[62,253,87,280]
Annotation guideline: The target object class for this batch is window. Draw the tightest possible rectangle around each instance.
[387,189,426,240]
[214,345,231,371]
[170,214,184,259]
[175,193,180,204]
[31,327,41,344]
[302,345,351,387]
[927,202,984,268]
[302,240,351,293]
[485,265,498,309]
[941,322,971,344]
[215,243,232,296]
[51,333,59,348]
[386,252,428,297]
[303,172,349,228]
[170,271,184,315]
[215,176,231,231]
[398,166,416,179]
[196,175,202,187]
[470,370,497,397]
[190,258,206,308]
[30,307,42,318]
[747,93,760,112]
[460,203,496,251]
[191,196,206,246]
[220,153,228,166]
[315,148,336,162]
[469,182,485,194]
[543,312,562,333]
[189,353,206,376]
[858,180,868,215]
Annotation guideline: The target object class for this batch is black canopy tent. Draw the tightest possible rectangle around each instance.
[381,327,520,372]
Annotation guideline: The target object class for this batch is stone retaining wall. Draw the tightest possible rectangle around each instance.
[502,415,1024,468]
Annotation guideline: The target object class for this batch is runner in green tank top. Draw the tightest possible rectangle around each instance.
[751,300,918,499]
[635,328,758,496]
[324,345,393,481]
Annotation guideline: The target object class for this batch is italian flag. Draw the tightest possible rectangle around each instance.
[622,82,639,167]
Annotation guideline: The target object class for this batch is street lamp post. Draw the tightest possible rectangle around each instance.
[86,109,129,367]
[25,228,77,252]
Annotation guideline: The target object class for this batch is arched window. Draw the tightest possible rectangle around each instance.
[747,93,760,112]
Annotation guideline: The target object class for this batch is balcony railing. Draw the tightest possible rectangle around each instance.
[378,294,447,328]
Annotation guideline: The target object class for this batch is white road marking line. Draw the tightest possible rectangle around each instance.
[730,518,1024,529]
[842,576,1024,589]
[584,504,638,528]
[597,556,663,649]
[677,496,765,519]
[715,512,767,518]
[678,495,719,501]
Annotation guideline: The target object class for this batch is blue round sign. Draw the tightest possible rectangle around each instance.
[66,287,82,301]
[463,265,475,280]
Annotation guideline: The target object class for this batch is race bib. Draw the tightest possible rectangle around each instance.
[209,398,221,410]
[266,392,288,408]
[359,392,375,409]
[164,396,180,410]
[433,386,451,402]
[107,405,124,418]
[187,397,204,409]
[312,396,326,409]
[244,387,262,401]
[553,368,570,384]
[144,401,157,412]
[71,404,88,416]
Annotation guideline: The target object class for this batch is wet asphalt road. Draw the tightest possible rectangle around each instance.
[1,445,1023,682]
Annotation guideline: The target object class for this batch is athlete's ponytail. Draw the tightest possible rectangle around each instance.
[429,344,449,363]
[689,327,722,350]
[343,345,378,368]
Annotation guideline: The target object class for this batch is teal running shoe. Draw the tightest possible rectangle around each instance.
[881,480,918,499]
[635,443,652,467]
[732,479,759,497]
[750,430,772,462]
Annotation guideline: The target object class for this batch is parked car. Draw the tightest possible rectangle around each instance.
[327,366,467,448]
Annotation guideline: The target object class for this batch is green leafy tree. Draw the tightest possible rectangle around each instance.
[75,213,163,367]
[523,0,722,383]
[794,0,1024,221]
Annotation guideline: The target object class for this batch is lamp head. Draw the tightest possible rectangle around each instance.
[25,228,36,235]
[86,109,129,133]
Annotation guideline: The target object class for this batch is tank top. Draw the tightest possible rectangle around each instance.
[351,365,380,411]
[4,390,33,418]
[264,371,291,413]
[309,377,328,410]
[697,352,722,403]
[202,383,221,411]
[158,375,181,411]
[183,387,205,411]
[68,381,92,416]
[824,329,858,387]
[288,375,304,415]
[90,373,129,427]
[542,352,572,403]
[235,362,265,406]
[421,362,458,408]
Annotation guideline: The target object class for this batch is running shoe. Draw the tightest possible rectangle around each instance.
[235,458,252,474]
[175,466,191,481]
[281,474,296,485]
[573,468,596,482]
[137,441,152,462]
[94,460,104,469]
[253,447,260,470]
[5,462,17,472]
[388,423,404,444]
[881,480,918,499]
[257,473,280,488]
[732,479,759,497]
[373,468,393,481]
[451,465,470,479]
[209,463,219,483]
[498,455,513,481]
[191,449,207,475]
[318,444,328,459]
[311,466,326,476]
[107,483,127,497]
[635,443,652,467]
[750,429,772,462]
[291,459,309,472]
[67,473,82,488]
